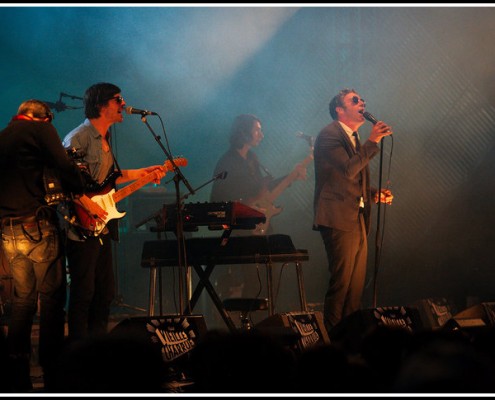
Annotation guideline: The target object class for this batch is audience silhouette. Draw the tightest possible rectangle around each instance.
[393,327,495,393]
[52,331,166,393]
[3,314,495,394]
[188,329,297,393]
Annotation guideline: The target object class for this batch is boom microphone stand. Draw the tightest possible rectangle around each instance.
[108,124,148,313]
[134,171,228,315]
[137,114,195,315]
[43,92,84,113]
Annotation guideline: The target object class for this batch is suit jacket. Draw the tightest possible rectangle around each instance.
[313,120,380,234]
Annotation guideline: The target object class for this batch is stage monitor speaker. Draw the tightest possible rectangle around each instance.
[442,302,495,334]
[328,306,423,353]
[413,297,455,330]
[452,302,495,325]
[255,311,330,354]
[110,314,207,381]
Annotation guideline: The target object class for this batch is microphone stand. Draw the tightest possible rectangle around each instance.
[178,172,228,308]
[43,92,84,113]
[139,114,195,316]
[135,172,227,315]
[372,140,384,308]
[180,171,227,202]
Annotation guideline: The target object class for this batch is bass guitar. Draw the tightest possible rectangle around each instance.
[74,157,187,236]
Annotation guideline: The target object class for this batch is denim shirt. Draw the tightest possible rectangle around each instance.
[62,119,117,241]
[63,119,107,183]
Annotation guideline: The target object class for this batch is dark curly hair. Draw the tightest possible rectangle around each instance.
[328,88,357,120]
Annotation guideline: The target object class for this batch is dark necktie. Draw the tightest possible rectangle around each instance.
[353,131,361,151]
[353,131,365,207]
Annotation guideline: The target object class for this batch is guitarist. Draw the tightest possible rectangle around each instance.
[0,99,86,391]
[210,114,307,299]
[62,83,165,343]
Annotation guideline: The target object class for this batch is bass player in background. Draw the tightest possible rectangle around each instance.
[62,82,165,343]
[210,113,309,300]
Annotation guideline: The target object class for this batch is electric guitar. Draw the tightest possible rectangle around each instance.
[249,150,313,235]
[74,157,187,236]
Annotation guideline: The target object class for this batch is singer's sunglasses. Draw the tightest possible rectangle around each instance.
[351,95,365,105]
[110,95,124,104]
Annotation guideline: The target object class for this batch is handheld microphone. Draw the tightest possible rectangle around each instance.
[124,106,158,116]
[361,111,378,125]
[361,110,393,135]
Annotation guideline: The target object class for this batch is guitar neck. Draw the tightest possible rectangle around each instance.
[265,152,313,204]
[112,172,157,204]
[107,157,187,205]
[266,176,295,204]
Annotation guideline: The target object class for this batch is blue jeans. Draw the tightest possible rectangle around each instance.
[1,216,66,374]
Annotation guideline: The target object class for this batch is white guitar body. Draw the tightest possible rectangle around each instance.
[250,199,283,235]
[88,189,127,235]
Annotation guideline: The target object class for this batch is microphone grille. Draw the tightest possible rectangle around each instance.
[124,106,133,115]
[362,111,378,125]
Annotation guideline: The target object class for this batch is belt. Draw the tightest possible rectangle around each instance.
[1,215,39,228]
[359,207,365,214]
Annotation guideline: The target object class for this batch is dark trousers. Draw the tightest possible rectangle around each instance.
[66,234,115,342]
[320,214,368,330]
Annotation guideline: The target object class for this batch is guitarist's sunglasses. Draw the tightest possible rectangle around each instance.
[110,95,124,104]
[351,96,365,105]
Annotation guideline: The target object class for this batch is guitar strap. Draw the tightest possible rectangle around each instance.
[106,136,122,241]
[258,162,273,180]
[259,160,290,192]
[107,133,123,187]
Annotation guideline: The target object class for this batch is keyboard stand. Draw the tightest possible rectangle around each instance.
[142,235,309,332]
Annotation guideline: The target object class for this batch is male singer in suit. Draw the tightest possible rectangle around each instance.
[313,88,393,332]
